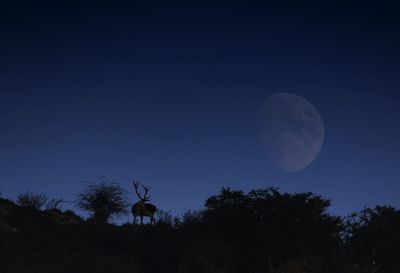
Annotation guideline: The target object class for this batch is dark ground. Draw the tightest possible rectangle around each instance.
[1,188,399,273]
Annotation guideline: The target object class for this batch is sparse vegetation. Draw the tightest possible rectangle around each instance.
[45,198,64,210]
[1,186,399,273]
[16,191,48,210]
[76,177,129,224]
[155,209,176,226]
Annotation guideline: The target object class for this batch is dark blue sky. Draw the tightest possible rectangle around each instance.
[1,1,399,221]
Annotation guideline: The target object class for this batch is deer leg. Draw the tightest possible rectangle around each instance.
[133,216,136,225]
[140,216,143,225]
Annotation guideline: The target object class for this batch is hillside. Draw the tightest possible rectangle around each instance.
[1,188,399,273]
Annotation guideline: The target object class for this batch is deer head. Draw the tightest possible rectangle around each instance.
[133,181,151,203]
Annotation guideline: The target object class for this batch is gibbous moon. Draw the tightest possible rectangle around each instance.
[261,93,324,172]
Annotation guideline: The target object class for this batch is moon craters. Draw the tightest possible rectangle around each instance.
[261,93,324,172]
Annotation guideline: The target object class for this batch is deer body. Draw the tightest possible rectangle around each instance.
[131,182,157,225]
[132,201,156,225]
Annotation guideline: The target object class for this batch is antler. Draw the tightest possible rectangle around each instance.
[133,181,151,202]
[133,181,143,200]
[142,185,151,201]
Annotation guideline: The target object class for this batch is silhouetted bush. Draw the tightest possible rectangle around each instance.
[181,210,204,227]
[45,198,64,210]
[1,187,399,273]
[155,210,177,226]
[202,187,343,272]
[345,206,400,273]
[16,191,48,210]
[76,177,129,224]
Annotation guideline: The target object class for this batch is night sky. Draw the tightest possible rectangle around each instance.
[1,1,399,222]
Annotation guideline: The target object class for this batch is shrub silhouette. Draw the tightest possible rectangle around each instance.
[16,191,48,210]
[76,178,129,225]
[1,186,400,273]
[202,187,343,272]
[345,206,400,273]
[45,198,64,210]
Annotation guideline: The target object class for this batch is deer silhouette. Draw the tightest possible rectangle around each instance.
[131,181,157,225]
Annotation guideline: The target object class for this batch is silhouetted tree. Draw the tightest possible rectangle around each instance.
[16,191,48,210]
[76,178,129,224]
[346,206,400,273]
[4,185,400,273]
[203,187,343,273]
